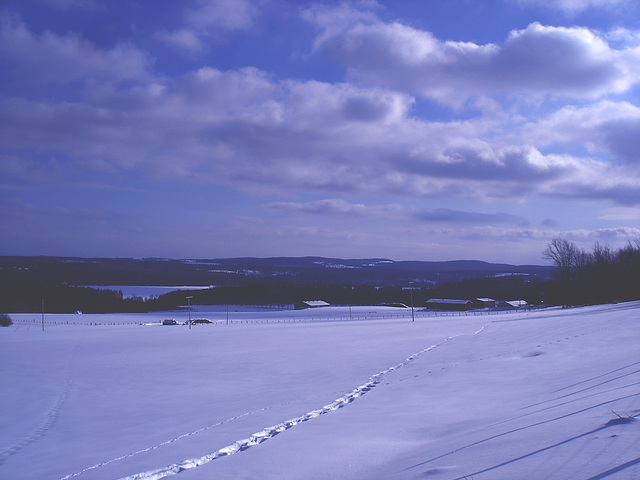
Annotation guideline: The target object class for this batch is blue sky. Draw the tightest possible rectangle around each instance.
[1,0,639,264]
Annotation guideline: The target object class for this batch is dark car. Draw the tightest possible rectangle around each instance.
[162,319,178,325]
[192,318,212,324]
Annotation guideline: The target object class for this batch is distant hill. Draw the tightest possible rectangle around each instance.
[0,255,553,287]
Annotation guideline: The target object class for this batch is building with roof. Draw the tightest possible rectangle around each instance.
[378,302,409,308]
[425,298,474,311]
[497,300,528,309]
[294,300,330,310]
[473,298,496,309]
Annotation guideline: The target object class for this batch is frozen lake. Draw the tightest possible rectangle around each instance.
[1,302,639,479]
[85,285,214,299]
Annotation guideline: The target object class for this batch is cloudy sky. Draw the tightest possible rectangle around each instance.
[1,0,639,264]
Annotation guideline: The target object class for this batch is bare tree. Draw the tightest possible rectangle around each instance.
[543,238,590,306]
[618,238,640,268]
[592,241,615,267]
[543,238,586,282]
[544,237,640,306]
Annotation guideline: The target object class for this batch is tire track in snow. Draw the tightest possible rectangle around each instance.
[118,326,488,480]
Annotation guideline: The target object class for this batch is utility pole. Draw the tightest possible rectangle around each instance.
[409,282,415,322]
[42,298,45,331]
[186,296,193,329]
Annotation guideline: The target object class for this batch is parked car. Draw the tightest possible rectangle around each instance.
[192,318,212,324]
[162,319,178,325]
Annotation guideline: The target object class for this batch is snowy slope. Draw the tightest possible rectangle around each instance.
[1,303,638,479]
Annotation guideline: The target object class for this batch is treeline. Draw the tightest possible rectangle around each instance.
[158,274,542,309]
[419,274,543,305]
[1,273,542,313]
[543,238,640,306]
[161,284,411,308]
[0,281,158,314]
[0,255,553,290]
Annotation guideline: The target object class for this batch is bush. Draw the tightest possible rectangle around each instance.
[0,313,13,327]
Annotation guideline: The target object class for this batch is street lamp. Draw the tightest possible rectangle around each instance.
[186,296,193,329]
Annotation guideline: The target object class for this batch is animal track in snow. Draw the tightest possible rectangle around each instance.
[0,346,77,466]
[58,397,312,480]
[118,329,483,480]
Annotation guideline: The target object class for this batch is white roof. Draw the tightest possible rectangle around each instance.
[504,300,528,307]
[301,300,330,307]
[426,298,472,305]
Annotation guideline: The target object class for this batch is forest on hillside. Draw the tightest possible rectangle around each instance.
[1,273,543,314]
[1,240,638,314]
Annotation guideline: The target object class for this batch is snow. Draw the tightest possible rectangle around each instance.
[1,302,639,480]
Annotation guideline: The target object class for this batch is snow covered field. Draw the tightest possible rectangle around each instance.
[1,303,638,479]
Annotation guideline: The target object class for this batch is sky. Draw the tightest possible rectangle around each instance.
[1,0,639,264]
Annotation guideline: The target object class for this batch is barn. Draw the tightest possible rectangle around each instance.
[378,302,409,308]
[473,298,496,309]
[425,298,474,311]
[497,300,528,309]
[294,300,330,310]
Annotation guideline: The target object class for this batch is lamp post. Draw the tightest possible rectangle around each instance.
[186,296,193,329]
[409,282,415,322]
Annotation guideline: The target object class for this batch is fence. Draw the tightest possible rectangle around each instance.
[9,305,545,328]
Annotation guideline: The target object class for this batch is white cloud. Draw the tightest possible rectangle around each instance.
[308,11,640,104]
[156,0,258,53]
[2,63,638,208]
[416,208,529,226]
[2,6,639,214]
[265,199,405,220]
[509,0,629,14]
[0,13,151,85]
[520,100,640,164]
[560,227,640,246]
[598,206,640,222]
[303,3,380,36]
[605,27,640,48]
[154,28,205,53]
[185,0,257,31]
